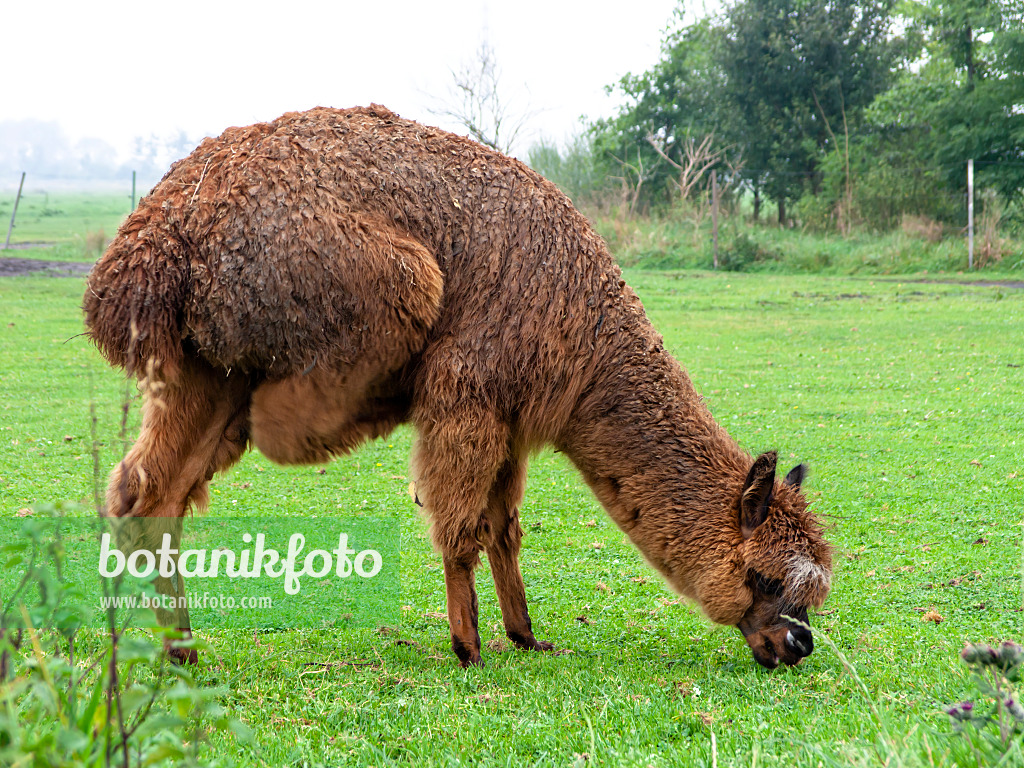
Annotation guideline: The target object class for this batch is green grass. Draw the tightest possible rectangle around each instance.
[1,261,1022,765]
[1,190,1023,763]
[0,191,132,261]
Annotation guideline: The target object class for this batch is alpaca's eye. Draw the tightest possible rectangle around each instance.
[751,571,785,597]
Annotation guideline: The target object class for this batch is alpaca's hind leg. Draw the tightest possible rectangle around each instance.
[483,459,554,653]
[106,356,250,663]
[107,356,251,520]
[412,407,509,667]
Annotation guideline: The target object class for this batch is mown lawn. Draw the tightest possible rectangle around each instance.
[1,261,1022,766]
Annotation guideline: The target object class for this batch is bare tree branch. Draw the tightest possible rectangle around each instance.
[609,148,662,216]
[645,132,727,200]
[429,40,536,156]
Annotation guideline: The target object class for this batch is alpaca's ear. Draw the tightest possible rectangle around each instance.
[740,451,777,538]
[784,463,808,489]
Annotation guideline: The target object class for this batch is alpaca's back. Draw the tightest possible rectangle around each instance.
[86,105,650,445]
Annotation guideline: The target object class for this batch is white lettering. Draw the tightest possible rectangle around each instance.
[98,532,125,577]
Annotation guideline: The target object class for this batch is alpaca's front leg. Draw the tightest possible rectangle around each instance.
[442,547,483,666]
[484,459,553,653]
[412,400,510,667]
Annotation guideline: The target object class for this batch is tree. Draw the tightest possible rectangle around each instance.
[591,0,907,223]
[430,40,534,156]
[877,0,1024,199]
[590,17,733,212]
[719,0,906,223]
[923,0,1006,90]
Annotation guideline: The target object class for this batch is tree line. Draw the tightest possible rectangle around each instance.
[0,120,197,190]
[530,0,1024,233]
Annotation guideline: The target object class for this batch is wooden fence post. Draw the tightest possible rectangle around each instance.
[4,172,26,250]
[711,169,719,270]
[967,159,974,270]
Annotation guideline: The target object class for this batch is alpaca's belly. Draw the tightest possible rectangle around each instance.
[249,368,408,465]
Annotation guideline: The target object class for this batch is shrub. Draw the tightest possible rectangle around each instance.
[900,214,945,242]
[528,134,616,211]
[718,233,781,271]
[977,189,1007,268]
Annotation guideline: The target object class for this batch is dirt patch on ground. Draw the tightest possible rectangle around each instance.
[0,257,93,277]
[2,241,57,250]
[876,277,1024,289]
[945,280,1024,289]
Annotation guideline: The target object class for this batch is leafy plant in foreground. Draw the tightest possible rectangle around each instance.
[0,509,251,767]
[945,641,1024,766]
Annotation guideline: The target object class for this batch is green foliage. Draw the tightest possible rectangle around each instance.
[587,0,1023,231]
[0,509,251,767]
[589,18,733,212]
[795,132,962,231]
[590,0,913,221]
[717,232,781,271]
[589,209,1024,273]
[867,0,1024,200]
[719,0,910,219]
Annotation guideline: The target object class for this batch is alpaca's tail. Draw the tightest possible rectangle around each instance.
[83,204,188,379]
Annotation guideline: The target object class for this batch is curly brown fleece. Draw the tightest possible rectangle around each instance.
[84,105,831,669]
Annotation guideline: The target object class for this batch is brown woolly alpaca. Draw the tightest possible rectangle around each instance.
[84,105,831,669]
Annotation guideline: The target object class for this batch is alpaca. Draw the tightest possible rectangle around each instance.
[84,105,831,669]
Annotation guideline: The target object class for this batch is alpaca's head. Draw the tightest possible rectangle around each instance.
[733,451,831,668]
[692,451,831,669]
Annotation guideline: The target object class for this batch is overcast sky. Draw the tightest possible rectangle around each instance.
[7,0,698,165]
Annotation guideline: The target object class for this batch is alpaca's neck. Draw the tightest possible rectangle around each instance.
[558,330,751,598]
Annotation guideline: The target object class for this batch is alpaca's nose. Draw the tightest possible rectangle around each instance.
[785,627,814,658]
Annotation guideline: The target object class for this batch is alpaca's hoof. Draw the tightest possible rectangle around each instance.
[166,644,199,665]
[164,629,198,665]
[452,636,482,668]
[509,632,555,652]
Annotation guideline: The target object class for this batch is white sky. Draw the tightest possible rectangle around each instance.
[7,0,691,161]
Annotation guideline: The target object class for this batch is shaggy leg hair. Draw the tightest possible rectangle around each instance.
[106,356,251,663]
[410,386,511,665]
[107,357,251,519]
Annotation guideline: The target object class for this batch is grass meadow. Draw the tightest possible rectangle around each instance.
[1,190,133,260]
[0,195,1022,766]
